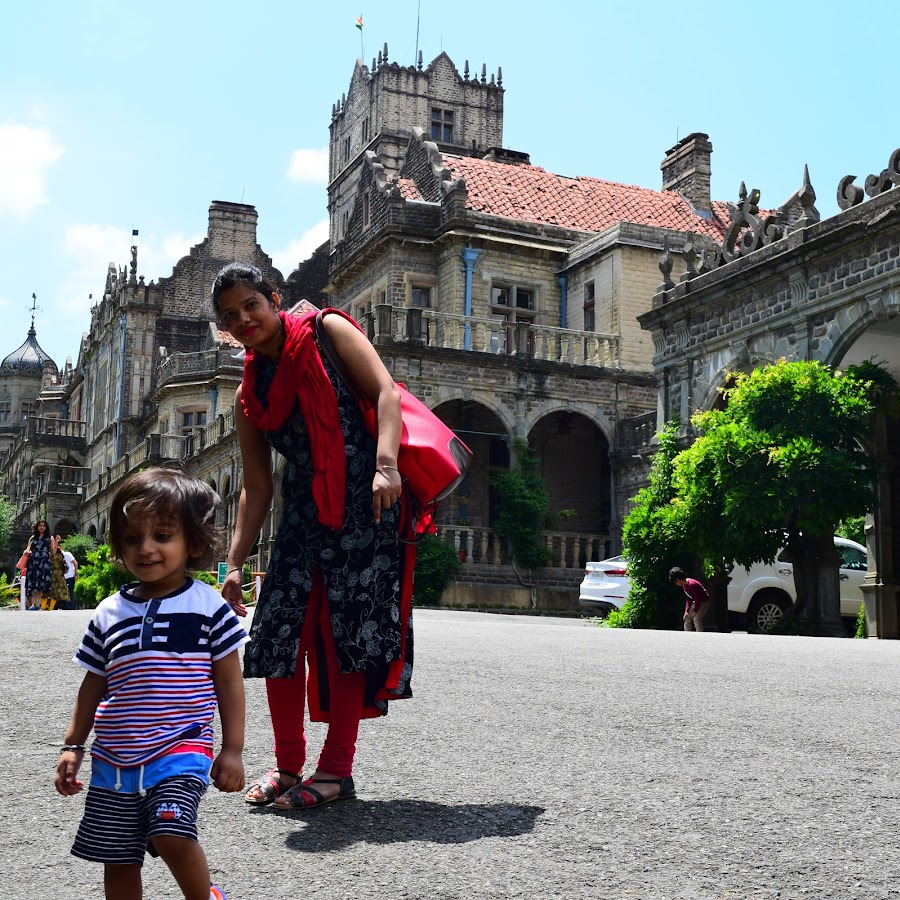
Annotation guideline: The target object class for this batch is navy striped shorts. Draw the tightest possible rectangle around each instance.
[72,767,208,866]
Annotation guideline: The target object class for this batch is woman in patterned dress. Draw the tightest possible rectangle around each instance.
[215,263,415,809]
[49,536,69,611]
[23,519,55,610]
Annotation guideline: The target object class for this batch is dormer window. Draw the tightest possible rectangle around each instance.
[431,108,454,143]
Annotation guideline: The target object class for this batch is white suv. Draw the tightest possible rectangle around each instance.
[728,536,867,633]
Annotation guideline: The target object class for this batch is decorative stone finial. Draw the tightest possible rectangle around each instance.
[481,63,487,84]
[417,50,423,70]
[464,60,469,80]
[795,164,820,227]
[680,233,698,283]
[383,42,389,63]
[658,236,675,294]
[497,66,502,86]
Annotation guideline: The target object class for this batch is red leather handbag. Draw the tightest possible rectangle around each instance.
[314,311,472,516]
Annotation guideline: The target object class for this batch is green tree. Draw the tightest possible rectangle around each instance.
[490,438,552,569]
[607,421,692,629]
[61,534,98,566]
[74,545,134,609]
[0,493,14,555]
[672,359,895,629]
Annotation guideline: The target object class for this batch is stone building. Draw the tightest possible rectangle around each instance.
[3,48,745,610]
[639,149,900,635]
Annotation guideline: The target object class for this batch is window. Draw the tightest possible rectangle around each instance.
[0,400,10,423]
[431,107,454,143]
[491,285,534,310]
[21,401,34,422]
[361,117,369,142]
[179,410,207,436]
[341,209,350,237]
[342,135,351,162]
[362,192,371,229]
[411,286,431,308]
[584,281,595,331]
[840,545,867,571]
[490,283,537,355]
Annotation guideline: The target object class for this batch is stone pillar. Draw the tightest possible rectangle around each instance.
[863,414,900,638]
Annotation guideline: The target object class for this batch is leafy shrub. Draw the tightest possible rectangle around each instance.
[193,570,218,587]
[854,600,868,639]
[0,573,20,608]
[61,534,98,566]
[836,516,866,546]
[74,545,133,609]
[413,534,461,606]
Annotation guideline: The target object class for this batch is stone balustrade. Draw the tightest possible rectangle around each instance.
[360,304,619,367]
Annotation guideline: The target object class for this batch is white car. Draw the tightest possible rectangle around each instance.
[578,537,868,632]
[578,556,631,615]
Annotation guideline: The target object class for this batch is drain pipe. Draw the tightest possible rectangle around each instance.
[461,246,480,350]
[557,273,568,329]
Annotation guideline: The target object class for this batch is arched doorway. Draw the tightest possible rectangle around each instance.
[529,411,611,565]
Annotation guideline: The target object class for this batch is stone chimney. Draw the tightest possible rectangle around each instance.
[661,133,712,213]
[207,201,259,260]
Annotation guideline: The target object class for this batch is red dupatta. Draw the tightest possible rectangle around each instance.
[240,310,346,529]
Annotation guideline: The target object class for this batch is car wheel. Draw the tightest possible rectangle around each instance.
[747,590,790,634]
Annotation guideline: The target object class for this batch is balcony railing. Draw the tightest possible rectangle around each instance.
[358,305,620,368]
[156,347,243,387]
[437,525,609,569]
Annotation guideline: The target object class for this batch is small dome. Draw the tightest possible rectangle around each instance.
[0,325,59,376]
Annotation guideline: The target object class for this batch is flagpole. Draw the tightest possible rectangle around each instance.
[359,13,364,59]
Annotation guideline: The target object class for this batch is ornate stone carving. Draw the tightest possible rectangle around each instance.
[837,148,900,208]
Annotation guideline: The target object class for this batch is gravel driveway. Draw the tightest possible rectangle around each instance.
[4,606,900,899]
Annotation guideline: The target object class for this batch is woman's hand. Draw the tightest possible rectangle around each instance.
[372,466,402,524]
[222,569,247,617]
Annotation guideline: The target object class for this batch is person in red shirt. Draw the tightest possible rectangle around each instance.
[669,567,711,632]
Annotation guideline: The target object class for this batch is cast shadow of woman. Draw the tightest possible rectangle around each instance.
[271,799,544,853]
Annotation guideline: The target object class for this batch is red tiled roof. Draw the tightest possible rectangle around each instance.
[396,177,424,201]
[442,154,731,241]
[214,325,244,349]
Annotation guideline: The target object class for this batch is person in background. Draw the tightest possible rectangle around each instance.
[49,538,69,611]
[61,540,79,610]
[55,467,247,900]
[23,520,55,610]
[670,567,711,632]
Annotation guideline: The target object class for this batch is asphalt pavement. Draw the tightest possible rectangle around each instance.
[4,606,900,899]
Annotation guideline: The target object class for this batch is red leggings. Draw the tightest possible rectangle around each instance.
[265,583,365,778]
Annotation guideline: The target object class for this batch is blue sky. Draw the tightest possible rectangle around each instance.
[2,0,895,369]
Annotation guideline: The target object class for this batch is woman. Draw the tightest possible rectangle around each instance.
[23,520,55,610]
[49,536,69,611]
[215,263,415,809]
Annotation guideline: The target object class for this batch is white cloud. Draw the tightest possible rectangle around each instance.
[0,123,64,216]
[286,147,329,183]
[271,218,329,275]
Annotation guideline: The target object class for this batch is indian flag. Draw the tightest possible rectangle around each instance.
[355,15,364,29]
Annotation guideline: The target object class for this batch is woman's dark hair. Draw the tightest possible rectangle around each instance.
[109,467,221,570]
[32,520,49,539]
[668,567,687,583]
[211,262,278,314]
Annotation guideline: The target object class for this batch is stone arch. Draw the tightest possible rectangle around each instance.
[521,399,615,446]
[99,518,107,541]
[52,518,77,540]
[827,305,900,381]
[433,399,510,527]
[87,524,97,539]
[528,410,611,540]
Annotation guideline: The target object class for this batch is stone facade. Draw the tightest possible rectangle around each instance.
[639,153,900,636]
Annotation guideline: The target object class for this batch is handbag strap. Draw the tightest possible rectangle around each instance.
[313,311,367,404]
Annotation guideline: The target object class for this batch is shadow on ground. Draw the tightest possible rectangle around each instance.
[253,800,545,851]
